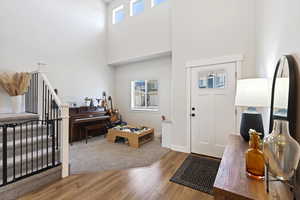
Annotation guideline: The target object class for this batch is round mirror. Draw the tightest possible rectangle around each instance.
[269,55,297,136]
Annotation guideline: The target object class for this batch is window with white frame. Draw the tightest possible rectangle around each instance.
[112,5,125,24]
[131,80,159,111]
[130,0,145,16]
[151,0,167,7]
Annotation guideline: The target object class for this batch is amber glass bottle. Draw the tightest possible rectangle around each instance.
[245,130,265,180]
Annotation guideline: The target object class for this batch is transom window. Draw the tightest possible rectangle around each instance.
[151,0,167,7]
[130,0,145,16]
[112,5,125,24]
[131,80,159,111]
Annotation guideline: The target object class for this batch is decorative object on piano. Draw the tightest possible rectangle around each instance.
[101,91,108,110]
[69,102,77,107]
[90,98,94,107]
[108,96,119,123]
[235,78,270,141]
[0,72,31,113]
[84,97,91,107]
[96,98,101,107]
[245,129,265,180]
[265,55,299,198]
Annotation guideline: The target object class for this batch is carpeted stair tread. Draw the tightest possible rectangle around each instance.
[0,113,39,124]
[0,147,57,168]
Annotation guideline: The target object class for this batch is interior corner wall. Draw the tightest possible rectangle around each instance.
[171,0,257,151]
[0,0,114,113]
[107,0,171,64]
[114,56,172,133]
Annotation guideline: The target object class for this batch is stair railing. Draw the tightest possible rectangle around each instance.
[0,119,61,187]
[26,70,69,178]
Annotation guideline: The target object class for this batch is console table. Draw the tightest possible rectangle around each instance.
[213,134,292,200]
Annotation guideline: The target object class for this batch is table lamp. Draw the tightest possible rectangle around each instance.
[235,78,270,141]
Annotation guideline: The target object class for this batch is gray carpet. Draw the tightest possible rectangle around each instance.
[170,154,220,195]
[70,136,170,174]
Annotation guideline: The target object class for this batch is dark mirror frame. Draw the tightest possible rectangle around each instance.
[269,55,297,137]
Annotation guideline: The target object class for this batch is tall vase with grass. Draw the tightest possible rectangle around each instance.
[0,72,31,113]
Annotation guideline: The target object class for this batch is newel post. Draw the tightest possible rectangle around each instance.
[61,104,69,178]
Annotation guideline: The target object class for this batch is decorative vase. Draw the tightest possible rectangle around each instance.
[263,120,300,180]
[11,95,23,113]
[245,130,265,180]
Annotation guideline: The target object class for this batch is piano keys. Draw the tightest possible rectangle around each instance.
[69,106,111,143]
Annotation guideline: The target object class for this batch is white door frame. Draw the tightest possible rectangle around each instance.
[185,55,244,154]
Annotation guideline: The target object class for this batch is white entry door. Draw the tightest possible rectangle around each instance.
[190,62,236,158]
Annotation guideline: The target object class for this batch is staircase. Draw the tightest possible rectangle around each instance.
[0,72,69,200]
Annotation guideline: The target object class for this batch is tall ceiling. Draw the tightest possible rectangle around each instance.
[103,0,113,4]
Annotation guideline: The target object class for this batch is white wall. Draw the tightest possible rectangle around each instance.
[107,0,171,64]
[171,0,257,151]
[114,56,172,132]
[256,0,300,77]
[0,0,113,113]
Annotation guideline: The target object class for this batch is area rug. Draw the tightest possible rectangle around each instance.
[70,136,170,174]
[170,154,221,195]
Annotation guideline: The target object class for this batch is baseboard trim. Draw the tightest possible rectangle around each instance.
[171,145,190,153]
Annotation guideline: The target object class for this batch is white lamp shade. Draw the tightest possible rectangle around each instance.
[235,78,271,108]
[274,78,289,109]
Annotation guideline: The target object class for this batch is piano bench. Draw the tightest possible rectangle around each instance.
[80,124,106,144]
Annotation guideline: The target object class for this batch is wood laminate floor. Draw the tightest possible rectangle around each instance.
[20,151,213,200]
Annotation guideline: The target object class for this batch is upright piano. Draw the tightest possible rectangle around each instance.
[69,106,110,143]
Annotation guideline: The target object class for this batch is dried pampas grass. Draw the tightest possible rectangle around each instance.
[0,72,31,96]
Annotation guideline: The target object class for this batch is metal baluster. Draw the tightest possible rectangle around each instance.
[46,120,49,167]
[31,121,34,172]
[52,121,55,166]
[26,123,28,174]
[20,124,23,176]
[2,125,8,185]
[56,110,59,150]
[41,120,44,168]
[13,125,16,180]
[36,121,39,170]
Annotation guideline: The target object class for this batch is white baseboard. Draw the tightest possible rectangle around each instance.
[171,145,190,153]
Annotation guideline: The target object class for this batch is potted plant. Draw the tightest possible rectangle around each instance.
[0,72,31,113]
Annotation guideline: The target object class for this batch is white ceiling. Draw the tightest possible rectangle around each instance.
[103,0,114,4]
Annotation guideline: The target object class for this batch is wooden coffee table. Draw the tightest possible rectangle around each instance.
[107,126,154,148]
